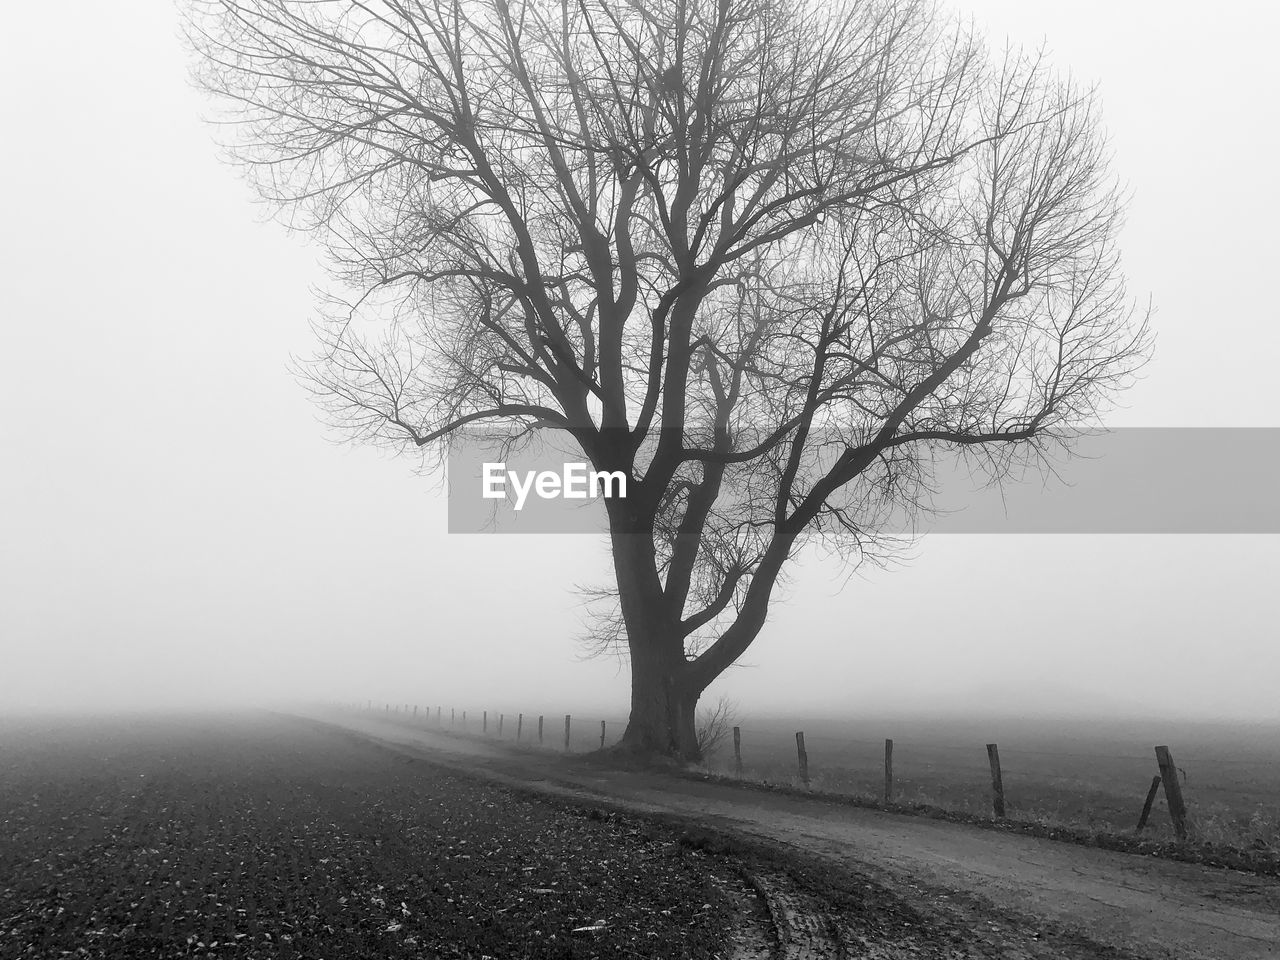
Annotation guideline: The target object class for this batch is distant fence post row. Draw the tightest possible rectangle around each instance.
[337,702,1197,840]
[345,702,628,755]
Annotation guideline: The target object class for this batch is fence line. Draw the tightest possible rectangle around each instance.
[327,700,1277,844]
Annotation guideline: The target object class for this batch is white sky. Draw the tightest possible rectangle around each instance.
[1,1,1278,721]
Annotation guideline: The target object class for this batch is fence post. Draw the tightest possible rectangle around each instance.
[564,714,572,752]
[498,713,504,738]
[1136,775,1162,833]
[483,711,487,734]
[600,720,607,750]
[385,703,389,715]
[413,705,418,720]
[462,710,467,728]
[450,708,455,726]
[795,732,810,789]
[538,715,544,744]
[732,726,743,777]
[1155,746,1188,840]
[436,706,441,724]
[517,714,523,743]
[986,743,1006,817]
[884,738,894,803]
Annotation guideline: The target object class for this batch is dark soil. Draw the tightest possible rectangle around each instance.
[0,714,736,959]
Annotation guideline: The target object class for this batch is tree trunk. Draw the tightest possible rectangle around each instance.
[618,637,701,760]
[608,523,703,761]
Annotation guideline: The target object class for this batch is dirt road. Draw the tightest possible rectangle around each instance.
[306,710,1280,960]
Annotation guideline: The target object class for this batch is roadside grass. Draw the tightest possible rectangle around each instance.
[683,763,1280,876]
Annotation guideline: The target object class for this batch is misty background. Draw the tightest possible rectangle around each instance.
[2,1,1277,724]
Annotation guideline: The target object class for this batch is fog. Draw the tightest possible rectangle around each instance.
[2,1,1278,724]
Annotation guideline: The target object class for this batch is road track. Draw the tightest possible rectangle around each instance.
[305,710,1280,960]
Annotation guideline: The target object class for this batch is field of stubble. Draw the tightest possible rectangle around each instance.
[0,713,736,959]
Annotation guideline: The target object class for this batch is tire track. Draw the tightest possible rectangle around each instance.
[746,871,843,960]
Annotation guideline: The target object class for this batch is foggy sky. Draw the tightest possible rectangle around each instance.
[2,1,1278,722]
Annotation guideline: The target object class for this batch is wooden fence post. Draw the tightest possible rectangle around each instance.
[1136,775,1162,833]
[1155,746,1188,840]
[413,705,418,720]
[538,715,544,744]
[436,706,441,724]
[517,714,523,742]
[599,720,606,749]
[483,710,488,734]
[564,715,572,752]
[385,703,389,715]
[986,743,1006,817]
[498,714,504,738]
[450,708,455,726]
[732,726,743,777]
[795,732,810,789]
[884,738,894,803]
[462,710,467,728]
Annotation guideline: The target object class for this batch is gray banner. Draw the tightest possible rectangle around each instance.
[446,428,1280,534]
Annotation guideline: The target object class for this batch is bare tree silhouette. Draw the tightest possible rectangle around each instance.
[186,0,1149,758]
[695,695,738,761]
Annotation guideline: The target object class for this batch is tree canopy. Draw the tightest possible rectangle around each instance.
[187,0,1149,756]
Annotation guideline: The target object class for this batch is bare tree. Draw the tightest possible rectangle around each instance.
[186,0,1149,759]
[695,695,738,762]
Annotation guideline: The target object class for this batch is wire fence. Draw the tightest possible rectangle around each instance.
[332,701,1280,848]
[345,700,631,755]
[699,720,1280,846]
